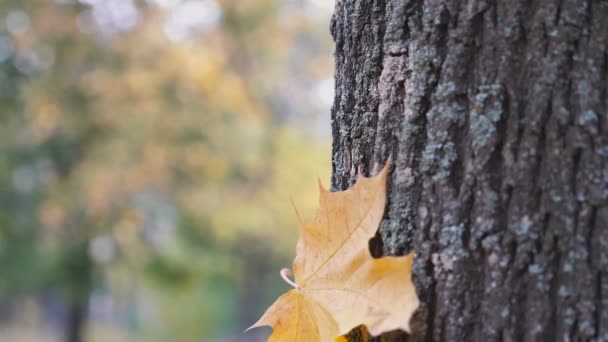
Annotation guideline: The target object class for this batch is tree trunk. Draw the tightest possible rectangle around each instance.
[329,1,608,341]
[66,301,86,342]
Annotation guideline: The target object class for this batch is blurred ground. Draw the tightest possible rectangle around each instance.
[0,0,334,341]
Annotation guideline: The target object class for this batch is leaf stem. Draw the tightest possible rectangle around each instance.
[280,268,301,290]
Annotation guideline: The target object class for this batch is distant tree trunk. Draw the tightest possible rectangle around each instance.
[59,242,93,342]
[330,1,607,341]
[66,302,86,342]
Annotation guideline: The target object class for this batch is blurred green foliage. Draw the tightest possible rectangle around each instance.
[0,0,333,340]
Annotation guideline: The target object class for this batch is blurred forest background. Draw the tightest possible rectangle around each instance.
[0,0,333,341]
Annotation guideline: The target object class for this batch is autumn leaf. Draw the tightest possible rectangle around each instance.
[247,162,419,341]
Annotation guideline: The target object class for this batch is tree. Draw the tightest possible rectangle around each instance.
[330,1,607,341]
[1,1,332,341]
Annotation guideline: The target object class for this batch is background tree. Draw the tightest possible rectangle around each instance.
[330,1,607,341]
[0,1,333,341]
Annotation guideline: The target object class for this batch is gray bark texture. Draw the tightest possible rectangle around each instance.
[329,0,608,341]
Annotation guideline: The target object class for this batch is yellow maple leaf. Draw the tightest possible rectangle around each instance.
[247,163,419,341]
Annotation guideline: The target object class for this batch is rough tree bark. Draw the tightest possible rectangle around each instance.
[329,0,608,341]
